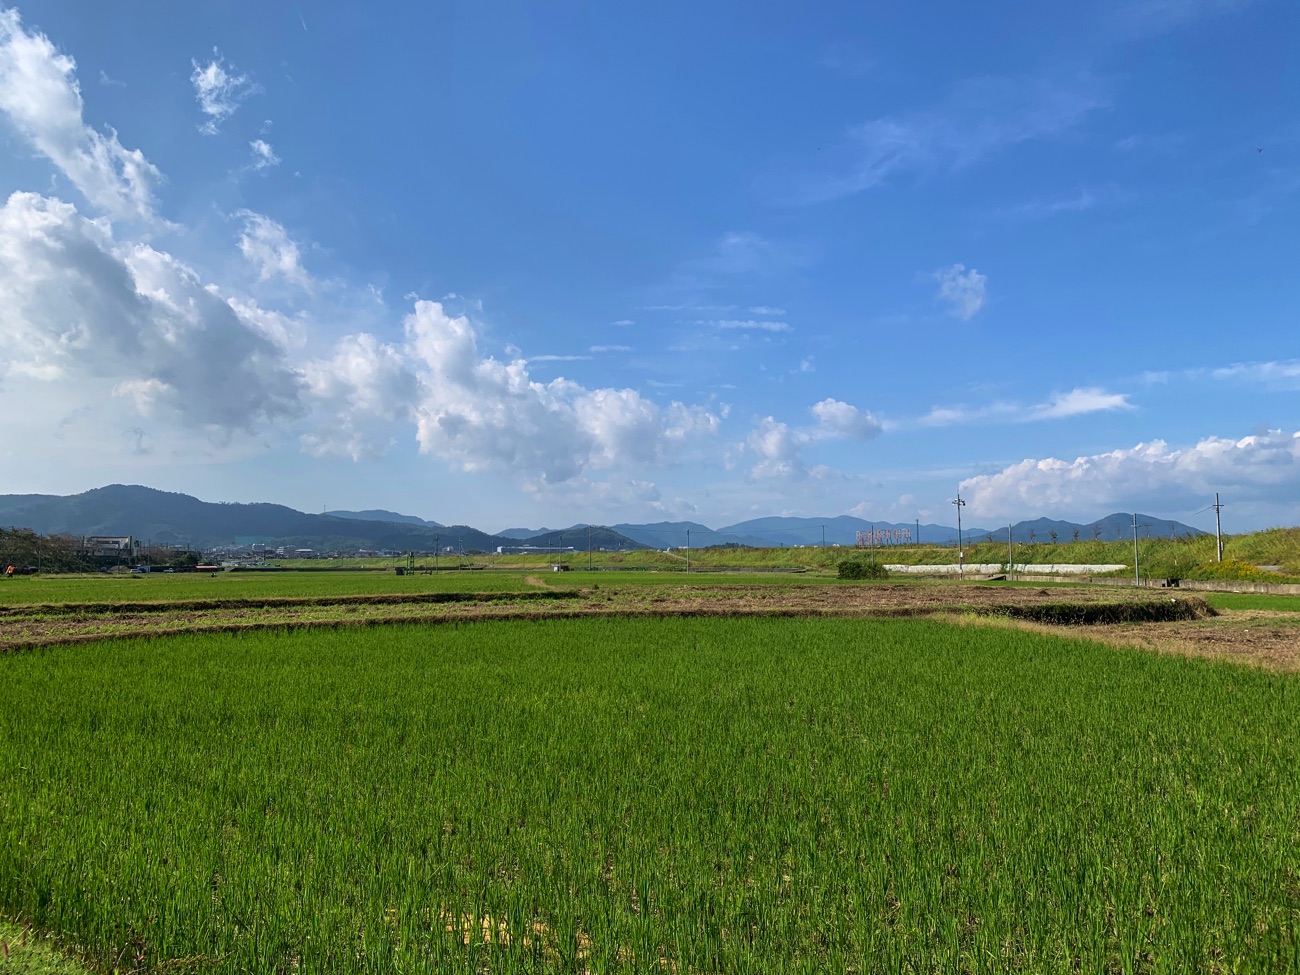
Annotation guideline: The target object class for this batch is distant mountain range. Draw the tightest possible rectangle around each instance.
[0,486,498,553]
[0,485,1208,554]
[326,509,443,528]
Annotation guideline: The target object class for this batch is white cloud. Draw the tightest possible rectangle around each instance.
[236,210,311,289]
[1031,387,1132,419]
[959,428,1300,520]
[744,398,881,479]
[528,354,591,363]
[933,264,987,320]
[1210,359,1300,388]
[918,387,1132,426]
[0,191,303,433]
[300,333,419,460]
[0,8,164,223]
[796,73,1106,204]
[748,305,787,316]
[612,319,635,327]
[590,345,633,353]
[746,417,806,479]
[712,319,791,333]
[249,139,280,170]
[810,398,884,440]
[297,301,722,481]
[191,49,256,134]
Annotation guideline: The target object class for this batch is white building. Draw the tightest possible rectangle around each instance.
[82,536,141,560]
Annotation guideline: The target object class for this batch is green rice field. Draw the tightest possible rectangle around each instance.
[0,569,921,608]
[1203,591,1300,613]
[0,570,541,605]
[2,617,1297,973]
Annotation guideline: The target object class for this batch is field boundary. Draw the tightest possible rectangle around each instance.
[0,589,582,617]
[0,597,1215,654]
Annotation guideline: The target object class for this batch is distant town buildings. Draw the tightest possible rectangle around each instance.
[81,536,141,560]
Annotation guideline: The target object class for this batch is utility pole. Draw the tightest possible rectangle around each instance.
[589,525,593,571]
[1213,493,1225,562]
[821,524,825,548]
[869,524,875,561]
[685,528,691,572]
[916,519,920,546]
[1008,524,1013,579]
[1132,513,1140,586]
[951,495,966,580]
[434,533,439,573]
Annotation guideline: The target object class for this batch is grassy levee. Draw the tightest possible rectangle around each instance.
[2,618,1297,973]
[254,526,1300,579]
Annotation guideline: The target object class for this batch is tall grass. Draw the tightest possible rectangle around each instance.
[2,618,1297,972]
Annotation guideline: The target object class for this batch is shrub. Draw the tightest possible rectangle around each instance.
[838,559,888,580]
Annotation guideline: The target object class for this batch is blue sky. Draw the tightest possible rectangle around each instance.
[0,0,1296,533]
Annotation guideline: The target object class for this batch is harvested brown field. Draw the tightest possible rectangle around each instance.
[0,580,1230,658]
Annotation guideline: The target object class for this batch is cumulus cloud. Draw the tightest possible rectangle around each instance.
[0,8,163,222]
[933,264,987,320]
[236,210,311,289]
[959,429,1300,520]
[810,398,884,440]
[191,49,256,134]
[744,398,882,478]
[746,418,806,479]
[301,301,722,480]
[299,333,419,460]
[0,191,304,432]
[249,139,279,170]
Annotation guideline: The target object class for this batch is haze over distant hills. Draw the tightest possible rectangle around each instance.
[0,485,1207,553]
[325,509,443,529]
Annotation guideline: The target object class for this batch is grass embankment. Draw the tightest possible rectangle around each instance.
[267,527,1300,580]
[3,618,1297,973]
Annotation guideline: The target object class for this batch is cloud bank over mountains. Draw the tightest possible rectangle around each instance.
[961,430,1300,520]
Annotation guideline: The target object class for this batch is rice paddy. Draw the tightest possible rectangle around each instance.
[2,616,1297,973]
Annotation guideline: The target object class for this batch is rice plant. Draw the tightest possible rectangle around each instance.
[1,618,1296,972]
